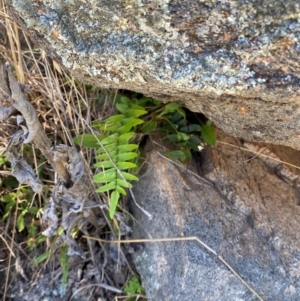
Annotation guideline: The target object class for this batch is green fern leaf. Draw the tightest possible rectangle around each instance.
[93,160,114,168]
[120,96,130,104]
[33,250,51,265]
[180,124,201,133]
[121,171,139,181]
[92,114,124,128]
[118,123,135,134]
[171,111,184,123]
[128,103,147,110]
[137,96,161,106]
[117,152,138,161]
[117,144,139,152]
[93,168,115,177]
[142,120,157,133]
[109,190,120,219]
[118,132,135,144]
[159,103,179,116]
[105,114,124,123]
[116,185,126,195]
[73,134,105,148]
[125,109,147,118]
[176,106,186,119]
[96,150,117,160]
[165,150,187,161]
[93,173,116,183]
[98,124,120,131]
[122,117,144,126]
[116,103,129,115]
[116,179,132,188]
[96,182,116,193]
[97,143,116,154]
[95,161,137,170]
[117,162,137,169]
[101,134,119,145]
[201,121,216,145]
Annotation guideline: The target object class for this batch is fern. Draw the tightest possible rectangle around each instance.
[74,95,216,218]
[92,96,146,218]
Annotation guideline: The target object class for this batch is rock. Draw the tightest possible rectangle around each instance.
[130,130,300,301]
[8,0,300,149]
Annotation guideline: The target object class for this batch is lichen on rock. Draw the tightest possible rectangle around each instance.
[8,0,300,149]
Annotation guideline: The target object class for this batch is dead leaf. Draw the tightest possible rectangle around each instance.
[6,130,43,193]
[5,63,39,143]
[42,199,58,237]
[52,60,62,74]
[0,105,12,121]
[67,146,84,183]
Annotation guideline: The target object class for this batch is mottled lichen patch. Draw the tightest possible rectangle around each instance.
[9,0,300,149]
[11,0,300,92]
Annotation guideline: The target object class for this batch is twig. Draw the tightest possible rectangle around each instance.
[70,283,124,301]
[83,235,265,301]
[218,141,300,170]
[0,62,72,183]
[0,233,15,258]
[156,151,214,187]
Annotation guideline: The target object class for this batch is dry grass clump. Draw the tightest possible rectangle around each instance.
[0,2,142,301]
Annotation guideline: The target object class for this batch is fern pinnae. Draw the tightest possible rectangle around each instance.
[92,97,147,218]
[75,116,153,220]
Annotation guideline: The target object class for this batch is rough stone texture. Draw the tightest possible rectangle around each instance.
[130,130,300,301]
[8,0,300,149]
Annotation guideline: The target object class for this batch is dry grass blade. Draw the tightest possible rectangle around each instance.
[1,0,24,83]
[0,233,15,258]
[0,4,130,300]
[156,150,214,186]
[2,204,17,301]
[218,141,300,170]
[1,62,72,183]
[83,235,265,301]
[70,283,124,301]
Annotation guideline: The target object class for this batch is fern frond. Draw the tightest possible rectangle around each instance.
[92,97,146,218]
[73,94,216,219]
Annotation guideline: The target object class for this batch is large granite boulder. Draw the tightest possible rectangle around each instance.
[8,0,300,149]
[130,130,300,301]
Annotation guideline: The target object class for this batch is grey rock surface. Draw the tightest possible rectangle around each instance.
[130,130,300,301]
[8,0,300,149]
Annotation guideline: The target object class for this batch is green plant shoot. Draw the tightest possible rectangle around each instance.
[74,95,216,218]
